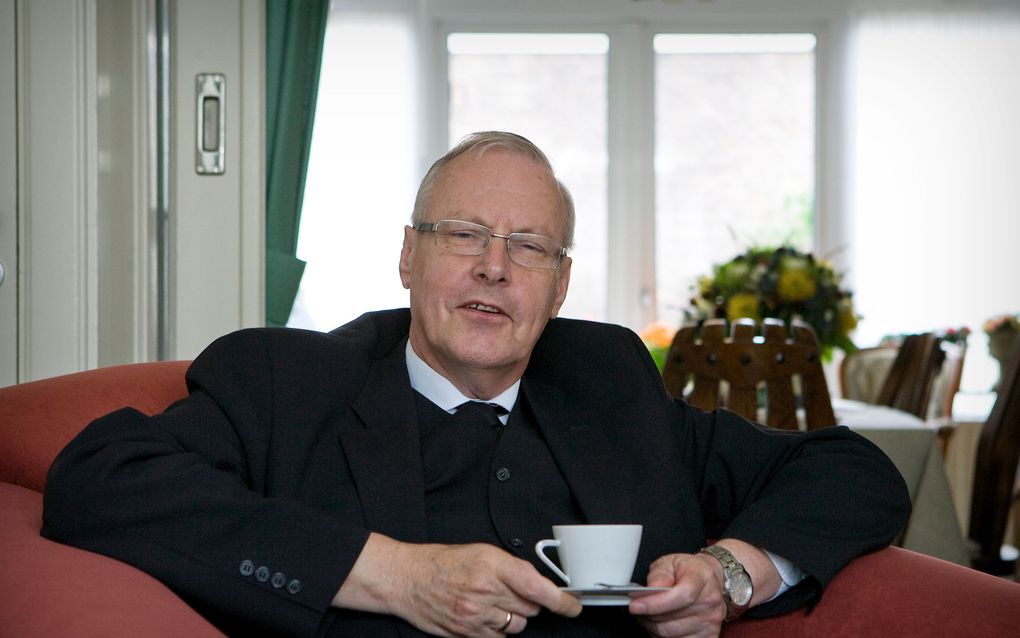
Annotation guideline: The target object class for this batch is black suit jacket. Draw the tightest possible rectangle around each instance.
[43,309,910,637]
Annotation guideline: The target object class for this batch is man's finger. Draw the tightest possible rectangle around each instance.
[498,560,582,617]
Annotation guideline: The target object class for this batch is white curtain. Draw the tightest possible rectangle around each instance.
[845,1,1020,392]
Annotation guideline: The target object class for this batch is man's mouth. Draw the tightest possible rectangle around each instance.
[466,303,502,315]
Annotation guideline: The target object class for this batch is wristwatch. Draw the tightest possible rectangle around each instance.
[699,544,753,621]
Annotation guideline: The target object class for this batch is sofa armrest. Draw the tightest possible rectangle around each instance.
[0,482,224,638]
[0,360,191,492]
[723,544,1020,637]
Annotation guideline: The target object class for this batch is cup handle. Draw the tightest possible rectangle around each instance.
[534,539,569,585]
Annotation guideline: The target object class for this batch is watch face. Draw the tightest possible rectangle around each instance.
[728,571,754,607]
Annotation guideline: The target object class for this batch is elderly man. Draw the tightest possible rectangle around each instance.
[44,132,910,638]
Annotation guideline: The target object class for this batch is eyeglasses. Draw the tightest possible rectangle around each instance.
[414,219,567,270]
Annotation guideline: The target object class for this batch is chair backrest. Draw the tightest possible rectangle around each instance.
[874,332,946,420]
[839,346,897,403]
[968,340,1020,574]
[841,339,965,421]
[661,317,836,430]
[930,340,967,420]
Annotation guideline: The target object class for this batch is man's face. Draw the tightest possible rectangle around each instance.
[399,148,572,396]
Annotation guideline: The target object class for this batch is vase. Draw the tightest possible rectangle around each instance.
[988,330,1020,391]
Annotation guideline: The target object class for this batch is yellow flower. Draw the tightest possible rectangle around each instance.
[777,266,817,302]
[697,276,715,298]
[726,293,760,322]
[838,301,858,333]
[640,322,677,349]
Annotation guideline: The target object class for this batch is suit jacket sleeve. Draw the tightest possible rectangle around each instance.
[42,327,376,637]
[649,335,911,615]
[684,403,911,615]
[531,319,912,617]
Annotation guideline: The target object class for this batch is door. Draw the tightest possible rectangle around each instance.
[5,0,262,383]
[0,0,15,387]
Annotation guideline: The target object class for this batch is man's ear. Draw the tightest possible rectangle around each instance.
[399,226,415,290]
[549,256,572,318]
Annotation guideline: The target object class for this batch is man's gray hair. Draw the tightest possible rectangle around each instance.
[411,131,575,250]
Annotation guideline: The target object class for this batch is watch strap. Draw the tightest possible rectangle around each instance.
[699,544,752,621]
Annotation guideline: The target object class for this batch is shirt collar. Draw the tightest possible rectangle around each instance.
[405,340,518,423]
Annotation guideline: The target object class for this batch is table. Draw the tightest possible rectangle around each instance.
[833,398,970,566]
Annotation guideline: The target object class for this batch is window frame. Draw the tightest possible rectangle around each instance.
[418,1,844,331]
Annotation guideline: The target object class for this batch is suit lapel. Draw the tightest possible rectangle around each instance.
[341,341,428,542]
[522,376,634,524]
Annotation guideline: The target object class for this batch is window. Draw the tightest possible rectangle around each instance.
[292,9,817,335]
[653,33,817,324]
[288,9,418,331]
[293,2,1020,394]
[850,10,1020,391]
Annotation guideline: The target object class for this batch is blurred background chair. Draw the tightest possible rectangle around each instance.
[840,345,898,405]
[875,332,946,420]
[968,340,1020,576]
[661,317,836,430]
[840,332,961,422]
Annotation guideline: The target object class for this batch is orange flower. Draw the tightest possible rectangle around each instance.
[640,322,677,349]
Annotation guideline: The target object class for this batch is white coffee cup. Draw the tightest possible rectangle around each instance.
[534,524,643,588]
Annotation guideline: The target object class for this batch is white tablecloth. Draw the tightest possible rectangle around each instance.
[834,398,970,565]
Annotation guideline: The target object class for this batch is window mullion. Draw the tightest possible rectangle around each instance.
[606,23,656,331]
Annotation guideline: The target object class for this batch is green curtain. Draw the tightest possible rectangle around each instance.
[264,0,330,326]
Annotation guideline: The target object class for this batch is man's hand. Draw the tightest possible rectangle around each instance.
[333,533,582,637]
[629,539,782,638]
[629,552,727,637]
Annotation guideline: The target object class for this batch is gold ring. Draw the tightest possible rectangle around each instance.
[497,610,513,631]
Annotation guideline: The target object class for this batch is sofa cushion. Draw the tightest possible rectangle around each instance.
[0,482,224,637]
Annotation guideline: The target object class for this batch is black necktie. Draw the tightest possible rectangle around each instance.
[454,401,509,428]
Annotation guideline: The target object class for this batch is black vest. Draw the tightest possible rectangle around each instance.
[413,392,641,636]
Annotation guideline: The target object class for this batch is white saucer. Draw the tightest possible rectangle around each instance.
[560,586,670,606]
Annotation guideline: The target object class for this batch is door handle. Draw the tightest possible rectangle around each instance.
[195,73,225,175]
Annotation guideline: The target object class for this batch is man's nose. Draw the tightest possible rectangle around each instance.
[474,236,512,280]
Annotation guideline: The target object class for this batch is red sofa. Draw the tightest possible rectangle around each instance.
[2,361,1019,637]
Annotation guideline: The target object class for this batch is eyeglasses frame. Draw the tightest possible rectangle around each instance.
[413,219,568,270]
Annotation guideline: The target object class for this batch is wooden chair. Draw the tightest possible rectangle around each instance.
[840,339,964,420]
[968,340,1020,575]
[874,332,946,420]
[661,317,836,430]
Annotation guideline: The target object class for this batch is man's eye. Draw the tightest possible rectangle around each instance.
[515,240,549,254]
[449,230,483,241]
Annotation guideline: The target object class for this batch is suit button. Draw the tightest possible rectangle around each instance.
[509,537,524,548]
[271,572,286,588]
[239,560,255,577]
[287,579,303,595]
[495,467,511,481]
[255,566,270,583]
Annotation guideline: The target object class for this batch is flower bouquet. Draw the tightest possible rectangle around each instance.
[940,326,971,346]
[982,314,1020,336]
[685,246,858,359]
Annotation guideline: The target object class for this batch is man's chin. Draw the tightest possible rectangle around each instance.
[450,344,526,373]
